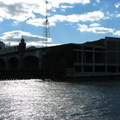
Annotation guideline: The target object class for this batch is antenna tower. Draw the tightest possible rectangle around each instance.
[43,0,50,47]
[22,26,24,39]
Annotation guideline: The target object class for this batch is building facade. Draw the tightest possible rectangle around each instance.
[65,37,120,77]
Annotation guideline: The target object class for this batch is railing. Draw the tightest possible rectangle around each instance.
[0,46,19,55]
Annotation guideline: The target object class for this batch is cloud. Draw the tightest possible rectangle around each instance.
[60,5,74,9]
[0,1,36,21]
[114,30,120,36]
[96,0,100,3]
[90,23,100,27]
[0,17,3,22]
[0,30,52,47]
[77,24,114,34]
[26,18,46,27]
[0,0,51,22]
[77,24,88,32]
[49,0,90,7]
[27,11,105,26]
[60,5,74,11]
[78,11,104,22]
[115,2,120,8]
[116,14,120,17]
[90,27,114,34]
[0,0,90,22]
[55,11,104,23]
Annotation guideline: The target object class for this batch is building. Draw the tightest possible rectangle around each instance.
[0,38,26,55]
[42,37,120,78]
[0,41,5,49]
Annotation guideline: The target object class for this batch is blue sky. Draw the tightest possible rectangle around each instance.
[0,0,120,47]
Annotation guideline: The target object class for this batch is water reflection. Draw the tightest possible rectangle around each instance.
[0,80,120,120]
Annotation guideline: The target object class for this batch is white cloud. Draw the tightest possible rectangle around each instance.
[59,11,104,23]
[90,23,100,27]
[114,30,120,36]
[89,27,114,34]
[0,0,90,22]
[0,1,36,21]
[0,17,3,22]
[60,5,74,9]
[60,5,74,11]
[96,0,100,3]
[93,0,100,6]
[0,30,52,47]
[27,11,105,26]
[79,11,104,22]
[77,24,114,34]
[12,21,20,26]
[49,0,90,6]
[0,0,51,22]
[77,24,88,32]
[116,14,120,17]
[57,11,104,23]
[26,18,46,27]
[115,2,120,8]
[50,14,66,22]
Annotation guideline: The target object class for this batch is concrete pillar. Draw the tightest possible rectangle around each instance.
[6,56,9,69]
[18,53,22,69]
[39,50,42,69]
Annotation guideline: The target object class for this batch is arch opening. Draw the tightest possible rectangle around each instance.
[0,59,6,69]
[8,58,18,69]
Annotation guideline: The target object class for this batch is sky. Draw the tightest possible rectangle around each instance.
[0,0,120,47]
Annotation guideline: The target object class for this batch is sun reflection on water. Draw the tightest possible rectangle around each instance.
[0,80,120,120]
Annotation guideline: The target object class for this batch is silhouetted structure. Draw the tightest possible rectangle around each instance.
[0,37,120,80]
[43,0,50,46]
[0,41,5,49]
[19,38,26,51]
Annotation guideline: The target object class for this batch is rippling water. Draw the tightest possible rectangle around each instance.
[0,79,120,120]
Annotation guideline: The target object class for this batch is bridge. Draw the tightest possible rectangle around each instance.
[0,38,71,79]
[0,47,41,70]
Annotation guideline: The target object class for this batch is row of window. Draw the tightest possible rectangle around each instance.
[74,51,105,63]
[74,65,119,72]
[74,51,120,64]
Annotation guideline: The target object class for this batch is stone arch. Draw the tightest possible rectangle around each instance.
[0,58,6,69]
[22,56,39,70]
[8,57,18,69]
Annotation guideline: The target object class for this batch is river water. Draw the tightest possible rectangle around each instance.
[0,79,120,120]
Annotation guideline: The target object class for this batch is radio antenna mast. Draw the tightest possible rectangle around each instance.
[22,26,24,39]
[43,0,50,47]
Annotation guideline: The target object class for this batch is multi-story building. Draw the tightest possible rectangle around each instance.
[66,37,120,77]
[42,37,120,78]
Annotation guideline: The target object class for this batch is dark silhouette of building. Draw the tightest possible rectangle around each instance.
[0,41,5,49]
[19,38,26,51]
[0,37,120,79]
